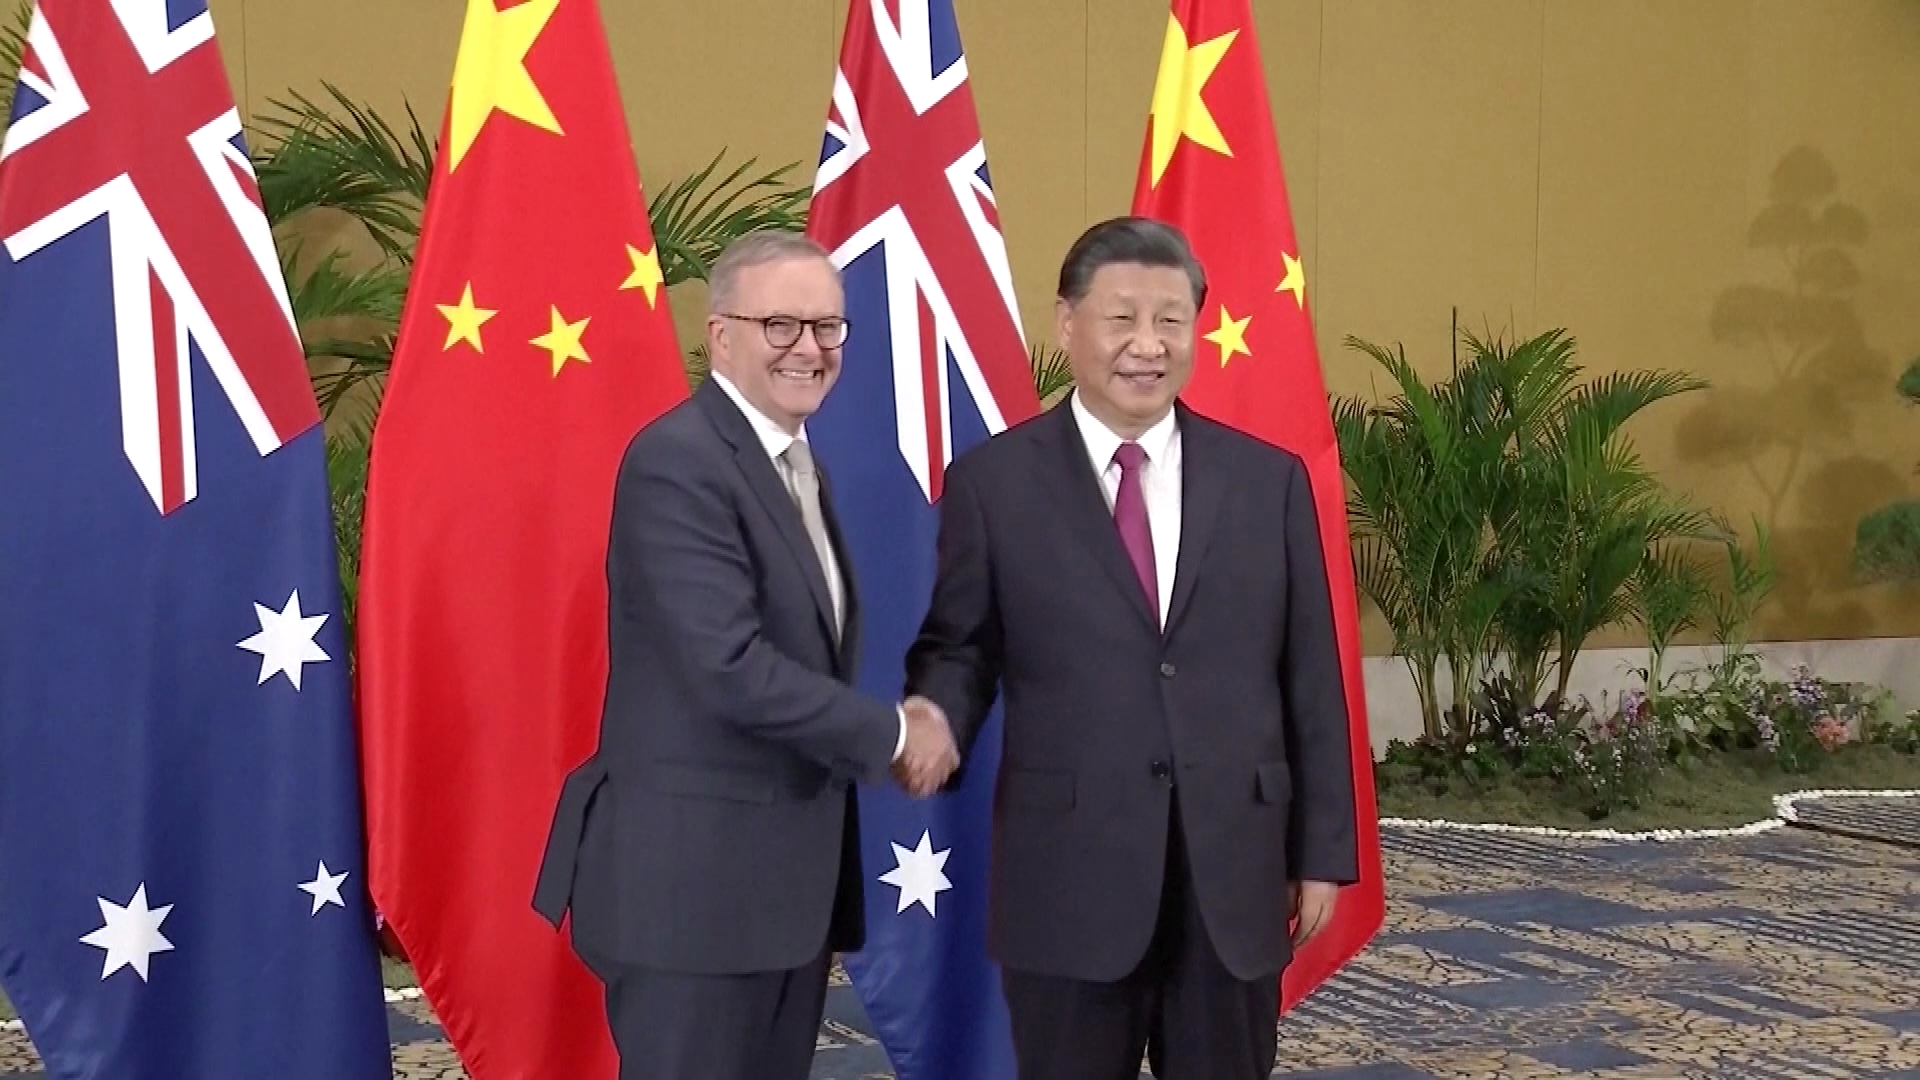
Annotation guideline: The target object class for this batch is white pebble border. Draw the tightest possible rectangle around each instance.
[1381,788,1919,843]
[2,789,1912,1035]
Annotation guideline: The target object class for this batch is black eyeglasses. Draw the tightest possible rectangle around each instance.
[717,313,851,350]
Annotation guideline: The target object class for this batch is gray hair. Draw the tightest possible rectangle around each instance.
[707,230,836,313]
[1056,217,1206,308]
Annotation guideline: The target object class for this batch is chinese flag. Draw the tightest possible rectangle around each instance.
[1129,0,1384,1010]
[355,0,687,1075]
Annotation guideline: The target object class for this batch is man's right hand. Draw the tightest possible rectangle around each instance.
[894,696,958,797]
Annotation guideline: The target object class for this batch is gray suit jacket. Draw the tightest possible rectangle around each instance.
[533,377,899,974]
[906,399,1360,983]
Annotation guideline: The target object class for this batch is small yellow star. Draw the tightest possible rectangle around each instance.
[1276,252,1306,308]
[1204,305,1252,367]
[445,0,564,172]
[436,282,497,352]
[530,306,591,375]
[1147,14,1238,186]
[620,243,664,307]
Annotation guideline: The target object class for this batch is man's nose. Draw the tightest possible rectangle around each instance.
[787,330,824,362]
[1127,327,1166,357]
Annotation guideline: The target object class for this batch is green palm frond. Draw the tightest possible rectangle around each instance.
[647,152,811,286]
[1631,543,1715,690]
[326,434,372,663]
[252,84,433,260]
[1344,321,1715,719]
[0,0,32,138]
[1030,343,1074,402]
[307,334,395,423]
[281,244,409,327]
[683,343,712,388]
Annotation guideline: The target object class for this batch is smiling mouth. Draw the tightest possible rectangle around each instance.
[774,369,823,383]
[1117,372,1165,385]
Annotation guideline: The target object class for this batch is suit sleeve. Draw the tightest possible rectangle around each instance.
[1279,455,1362,885]
[905,460,1002,779]
[615,440,899,784]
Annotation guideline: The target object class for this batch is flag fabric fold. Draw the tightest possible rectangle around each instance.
[0,2,390,1077]
[803,1,1037,1076]
[1128,0,1385,1011]
[354,0,688,1075]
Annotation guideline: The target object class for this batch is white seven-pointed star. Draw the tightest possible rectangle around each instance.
[298,861,350,916]
[878,830,953,917]
[79,884,174,981]
[237,589,331,690]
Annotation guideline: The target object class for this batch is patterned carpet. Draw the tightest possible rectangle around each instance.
[5,801,1917,1079]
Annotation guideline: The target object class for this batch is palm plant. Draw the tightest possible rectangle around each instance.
[1513,364,1718,706]
[1337,322,1715,736]
[1334,336,1511,740]
[1,0,32,137]
[1629,545,1714,698]
[1705,518,1776,677]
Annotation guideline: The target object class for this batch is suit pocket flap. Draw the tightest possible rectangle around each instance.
[1255,762,1291,804]
[999,768,1075,811]
[642,763,776,804]
[532,757,610,924]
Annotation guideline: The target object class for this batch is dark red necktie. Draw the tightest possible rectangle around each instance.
[1112,442,1157,622]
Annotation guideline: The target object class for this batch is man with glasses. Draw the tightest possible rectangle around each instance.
[533,230,958,1080]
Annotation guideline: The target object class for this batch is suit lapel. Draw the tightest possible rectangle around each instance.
[1164,403,1220,638]
[695,381,840,647]
[1050,403,1161,634]
[816,465,861,677]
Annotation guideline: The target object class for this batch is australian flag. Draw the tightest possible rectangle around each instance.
[0,3,391,1078]
[804,1,1041,1077]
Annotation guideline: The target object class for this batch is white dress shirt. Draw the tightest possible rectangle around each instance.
[709,371,905,760]
[1070,390,1182,627]
[708,371,845,624]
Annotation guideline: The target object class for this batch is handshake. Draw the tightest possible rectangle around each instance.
[893,696,959,798]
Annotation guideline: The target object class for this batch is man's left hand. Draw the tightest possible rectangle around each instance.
[1290,880,1339,946]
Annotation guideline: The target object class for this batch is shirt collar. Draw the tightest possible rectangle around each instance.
[709,369,806,462]
[1070,389,1178,473]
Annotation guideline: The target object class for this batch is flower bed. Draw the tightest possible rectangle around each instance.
[1376,662,1920,829]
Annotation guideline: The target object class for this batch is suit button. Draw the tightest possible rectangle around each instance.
[1160,662,1176,677]
[1150,760,1171,780]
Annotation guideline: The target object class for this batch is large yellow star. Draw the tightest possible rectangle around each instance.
[1148,15,1238,187]
[436,282,497,352]
[445,0,564,173]
[620,243,664,307]
[1204,305,1252,367]
[1276,252,1306,308]
[531,306,591,375]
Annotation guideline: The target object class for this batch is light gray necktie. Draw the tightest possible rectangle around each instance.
[781,441,843,641]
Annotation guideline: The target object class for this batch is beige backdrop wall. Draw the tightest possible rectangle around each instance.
[220,0,1920,652]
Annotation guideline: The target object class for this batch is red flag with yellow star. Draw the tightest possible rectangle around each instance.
[1130,0,1384,1010]
[354,0,685,1074]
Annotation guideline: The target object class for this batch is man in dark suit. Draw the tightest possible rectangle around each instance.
[906,217,1360,1080]
[532,230,958,1080]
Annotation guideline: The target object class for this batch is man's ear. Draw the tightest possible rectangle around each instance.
[1053,297,1074,351]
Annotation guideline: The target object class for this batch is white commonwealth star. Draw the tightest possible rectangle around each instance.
[236,589,330,690]
[298,861,349,916]
[878,830,952,917]
[79,884,174,981]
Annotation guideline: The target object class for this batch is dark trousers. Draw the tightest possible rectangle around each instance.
[587,944,832,1080]
[1000,793,1280,1080]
